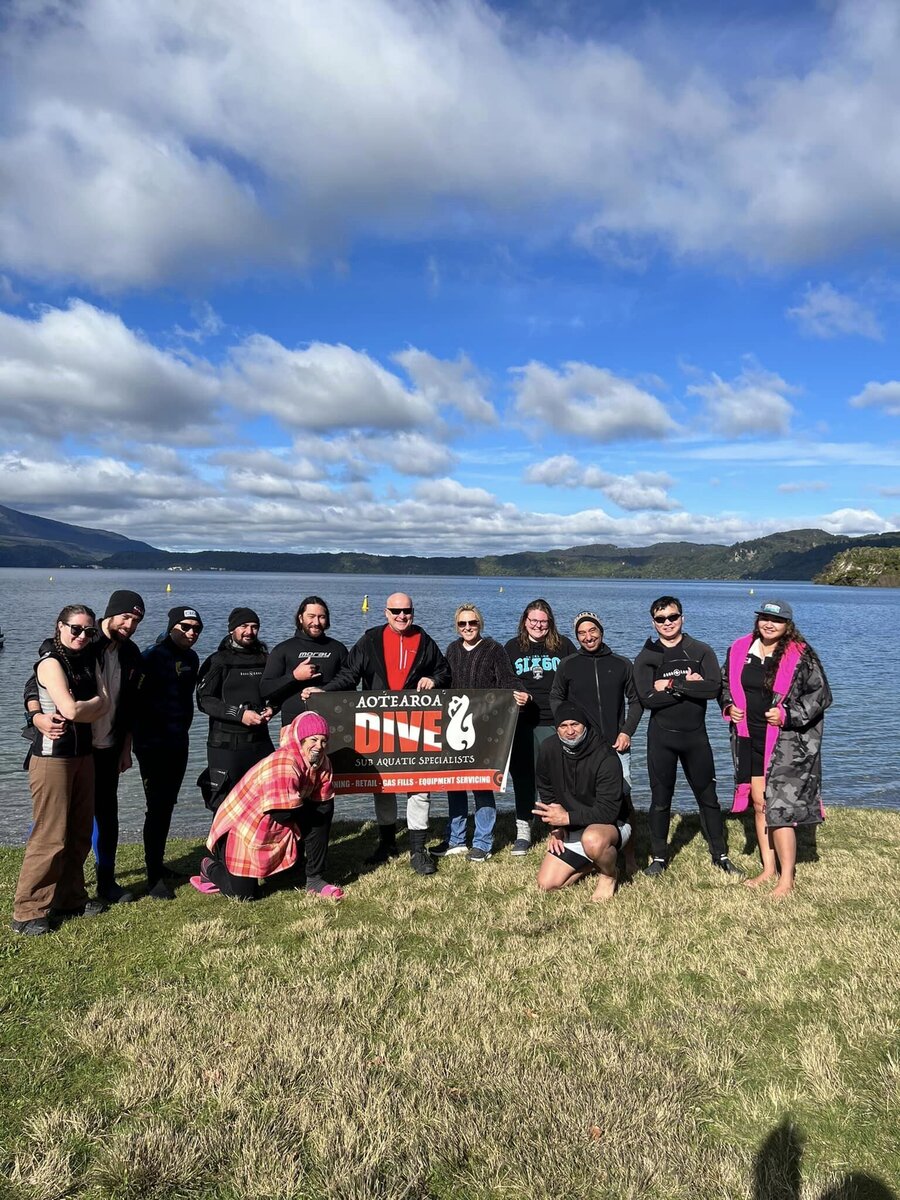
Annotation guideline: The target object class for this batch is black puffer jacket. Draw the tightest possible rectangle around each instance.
[324,624,450,692]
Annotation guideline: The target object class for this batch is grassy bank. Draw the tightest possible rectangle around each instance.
[2,810,899,1200]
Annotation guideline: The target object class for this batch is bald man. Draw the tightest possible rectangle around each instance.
[310,592,451,874]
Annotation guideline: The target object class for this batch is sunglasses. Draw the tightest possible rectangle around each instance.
[653,612,682,624]
[67,624,97,638]
[457,620,480,628]
[387,607,413,615]
[176,622,201,633]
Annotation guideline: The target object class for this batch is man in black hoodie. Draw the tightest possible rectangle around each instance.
[311,591,450,876]
[196,607,275,805]
[633,595,742,879]
[549,611,641,794]
[533,702,630,902]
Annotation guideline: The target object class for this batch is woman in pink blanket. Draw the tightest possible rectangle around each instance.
[721,599,831,898]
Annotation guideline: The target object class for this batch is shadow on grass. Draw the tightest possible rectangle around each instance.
[733,811,821,863]
[753,1117,896,1200]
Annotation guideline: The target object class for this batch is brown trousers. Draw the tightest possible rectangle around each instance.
[13,755,95,921]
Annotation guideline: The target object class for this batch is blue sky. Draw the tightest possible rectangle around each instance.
[1,0,899,555]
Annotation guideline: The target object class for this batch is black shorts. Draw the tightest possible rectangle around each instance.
[556,821,632,871]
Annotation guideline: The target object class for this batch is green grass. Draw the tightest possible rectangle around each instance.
[2,810,899,1199]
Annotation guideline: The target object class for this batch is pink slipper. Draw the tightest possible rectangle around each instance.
[190,875,220,895]
[306,883,345,901]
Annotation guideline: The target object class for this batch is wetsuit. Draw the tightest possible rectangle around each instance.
[197,636,274,806]
[633,633,727,860]
[259,631,348,727]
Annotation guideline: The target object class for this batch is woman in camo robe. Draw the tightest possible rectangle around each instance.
[721,599,832,898]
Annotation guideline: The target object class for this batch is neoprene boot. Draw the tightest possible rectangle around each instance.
[408,830,436,876]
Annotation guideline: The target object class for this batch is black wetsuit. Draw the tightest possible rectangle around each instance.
[197,637,274,804]
[633,633,727,860]
[259,632,348,726]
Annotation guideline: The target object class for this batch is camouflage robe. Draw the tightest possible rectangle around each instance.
[722,641,832,829]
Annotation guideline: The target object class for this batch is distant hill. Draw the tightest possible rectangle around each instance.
[0,502,898,582]
[0,504,157,567]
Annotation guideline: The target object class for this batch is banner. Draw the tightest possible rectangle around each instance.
[306,689,518,794]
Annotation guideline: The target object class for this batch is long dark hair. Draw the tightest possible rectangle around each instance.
[53,604,96,684]
[752,616,821,690]
[295,595,330,632]
[516,598,562,653]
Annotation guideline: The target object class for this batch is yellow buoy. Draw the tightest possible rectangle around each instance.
[499,586,504,592]
[361,594,369,613]
[166,583,172,593]
[49,575,53,582]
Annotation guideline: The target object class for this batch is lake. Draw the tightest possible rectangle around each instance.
[1,568,896,845]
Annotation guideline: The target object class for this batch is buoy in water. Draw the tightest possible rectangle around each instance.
[166,583,172,592]
[361,594,369,613]
[749,588,754,595]
[499,586,504,592]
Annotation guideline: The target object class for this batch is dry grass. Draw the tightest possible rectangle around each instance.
[2,809,900,1199]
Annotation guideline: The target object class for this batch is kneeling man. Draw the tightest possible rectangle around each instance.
[534,702,631,902]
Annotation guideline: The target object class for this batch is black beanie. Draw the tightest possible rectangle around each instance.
[167,605,203,633]
[554,701,590,729]
[104,589,145,620]
[228,606,260,630]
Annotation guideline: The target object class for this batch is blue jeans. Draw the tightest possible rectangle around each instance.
[446,791,496,852]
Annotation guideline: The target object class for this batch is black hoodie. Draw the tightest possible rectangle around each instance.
[549,643,641,746]
[535,722,626,830]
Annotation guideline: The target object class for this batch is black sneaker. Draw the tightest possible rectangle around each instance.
[97,882,134,905]
[643,858,668,878]
[467,847,492,863]
[509,838,531,857]
[714,855,745,878]
[410,850,437,876]
[11,917,51,936]
[82,899,107,917]
[365,841,400,866]
[147,878,176,901]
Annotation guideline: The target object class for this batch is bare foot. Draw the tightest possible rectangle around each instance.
[769,880,795,900]
[743,871,777,889]
[590,874,617,903]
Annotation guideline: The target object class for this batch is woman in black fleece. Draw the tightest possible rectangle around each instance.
[432,604,529,861]
[534,702,629,902]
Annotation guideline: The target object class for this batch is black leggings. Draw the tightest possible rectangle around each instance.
[136,743,189,884]
[646,724,726,859]
[204,801,335,900]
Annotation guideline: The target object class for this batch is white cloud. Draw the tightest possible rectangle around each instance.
[514,361,678,442]
[687,362,796,437]
[786,282,882,340]
[0,300,218,436]
[776,480,829,494]
[525,454,679,511]
[222,338,436,431]
[850,381,900,416]
[5,1,900,286]
[0,453,215,510]
[394,349,496,424]
[818,507,893,536]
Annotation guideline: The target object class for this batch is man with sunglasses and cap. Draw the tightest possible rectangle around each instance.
[133,605,203,899]
[633,595,742,879]
[308,591,451,875]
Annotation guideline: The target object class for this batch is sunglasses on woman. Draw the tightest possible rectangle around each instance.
[457,620,480,628]
[67,624,97,638]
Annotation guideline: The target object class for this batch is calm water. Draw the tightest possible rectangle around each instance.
[1,568,896,845]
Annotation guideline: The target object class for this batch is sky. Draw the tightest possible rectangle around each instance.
[1,0,899,556]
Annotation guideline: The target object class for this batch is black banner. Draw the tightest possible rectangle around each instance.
[306,689,518,794]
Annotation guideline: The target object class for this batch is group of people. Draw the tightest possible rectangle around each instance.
[11,586,831,935]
